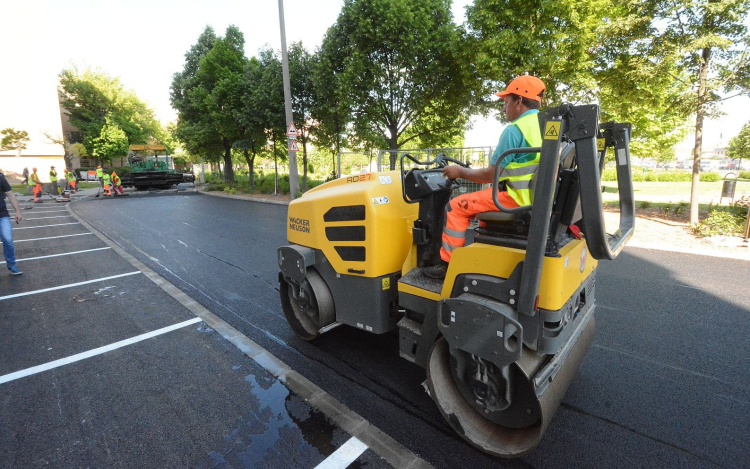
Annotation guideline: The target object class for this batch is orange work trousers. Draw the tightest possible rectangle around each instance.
[440,187,519,262]
[33,183,42,201]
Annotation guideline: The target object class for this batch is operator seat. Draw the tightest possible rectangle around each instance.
[473,141,581,254]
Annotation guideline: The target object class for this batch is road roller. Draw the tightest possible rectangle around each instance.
[277,104,635,457]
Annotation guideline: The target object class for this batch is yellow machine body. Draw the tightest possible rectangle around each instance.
[400,237,597,311]
[286,171,417,278]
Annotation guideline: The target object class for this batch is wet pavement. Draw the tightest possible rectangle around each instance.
[0,193,409,468]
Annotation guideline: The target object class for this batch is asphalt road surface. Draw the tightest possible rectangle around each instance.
[70,192,750,468]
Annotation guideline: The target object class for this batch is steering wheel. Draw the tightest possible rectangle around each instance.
[435,153,470,170]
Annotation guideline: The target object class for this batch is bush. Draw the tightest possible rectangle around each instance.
[699,172,721,182]
[657,171,691,182]
[692,209,747,237]
[740,171,750,180]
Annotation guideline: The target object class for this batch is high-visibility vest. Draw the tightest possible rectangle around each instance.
[49,170,57,182]
[102,174,111,185]
[112,174,121,186]
[29,173,40,186]
[67,171,76,182]
[96,168,103,178]
[498,112,542,206]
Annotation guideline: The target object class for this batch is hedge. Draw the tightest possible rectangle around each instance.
[602,169,723,182]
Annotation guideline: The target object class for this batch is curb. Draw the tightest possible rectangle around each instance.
[196,188,291,206]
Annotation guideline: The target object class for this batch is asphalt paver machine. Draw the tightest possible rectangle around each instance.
[278,104,635,457]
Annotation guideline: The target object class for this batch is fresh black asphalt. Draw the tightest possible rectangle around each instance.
[67,191,750,468]
[0,195,392,468]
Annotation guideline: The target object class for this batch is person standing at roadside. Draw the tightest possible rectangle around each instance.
[96,165,104,188]
[49,166,59,195]
[22,167,29,185]
[30,167,42,203]
[0,169,23,275]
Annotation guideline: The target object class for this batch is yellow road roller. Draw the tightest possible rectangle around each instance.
[278,104,634,457]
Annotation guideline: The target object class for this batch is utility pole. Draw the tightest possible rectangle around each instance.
[278,0,300,199]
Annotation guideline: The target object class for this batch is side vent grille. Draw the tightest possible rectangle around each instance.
[326,226,365,242]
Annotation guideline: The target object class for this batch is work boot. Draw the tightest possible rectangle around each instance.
[422,260,448,279]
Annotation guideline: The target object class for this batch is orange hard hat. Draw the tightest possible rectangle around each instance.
[111,170,116,174]
[97,165,102,168]
[495,75,546,102]
[33,167,37,171]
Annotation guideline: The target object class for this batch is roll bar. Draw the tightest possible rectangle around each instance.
[509,104,635,316]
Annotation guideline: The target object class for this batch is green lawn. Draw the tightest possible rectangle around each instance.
[602,180,750,205]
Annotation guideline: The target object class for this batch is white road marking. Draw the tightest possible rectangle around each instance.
[25,215,74,221]
[8,210,69,214]
[0,247,110,265]
[14,222,80,230]
[11,233,94,243]
[0,317,203,385]
[0,271,141,301]
[314,437,369,469]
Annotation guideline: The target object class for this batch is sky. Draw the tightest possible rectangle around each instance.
[0,0,748,155]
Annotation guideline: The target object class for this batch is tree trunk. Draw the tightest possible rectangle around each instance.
[690,46,711,225]
[243,149,255,188]
[387,124,399,170]
[222,137,235,183]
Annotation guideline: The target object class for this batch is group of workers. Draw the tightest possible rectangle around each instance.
[96,165,125,196]
[24,165,124,202]
[26,167,78,203]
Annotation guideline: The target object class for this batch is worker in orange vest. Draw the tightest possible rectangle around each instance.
[66,169,77,193]
[111,170,125,195]
[30,167,42,203]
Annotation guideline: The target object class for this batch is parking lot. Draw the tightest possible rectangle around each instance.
[0,195,422,468]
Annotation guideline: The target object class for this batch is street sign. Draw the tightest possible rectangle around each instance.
[289,140,299,152]
[286,122,298,138]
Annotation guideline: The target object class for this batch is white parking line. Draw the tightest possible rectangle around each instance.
[0,271,141,301]
[25,215,74,221]
[14,222,80,230]
[9,210,70,215]
[0,247,110,265]
[0,317,203,385]
[10,233,94,243]
[314,437,369,469]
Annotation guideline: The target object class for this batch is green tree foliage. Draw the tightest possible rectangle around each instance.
[171,25,248,183]
[171,27,226,170]
[465,0,692,161]
[318,0,477,168]
[58,66,163,161]
[727,121,750,169]
[0,128,30,156]
[91,117,129,162]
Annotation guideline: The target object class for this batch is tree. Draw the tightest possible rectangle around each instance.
[662,0,750,223]
[59,66,164,158]
[171,26,247,183]
[318,0,478,168]
[727,121,750,170]
[236,56,271,188]
[311,22,352,178]
[1,128,30,157]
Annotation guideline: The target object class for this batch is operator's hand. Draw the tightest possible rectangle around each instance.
[442,165,463,180]
[15,213,21,223]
